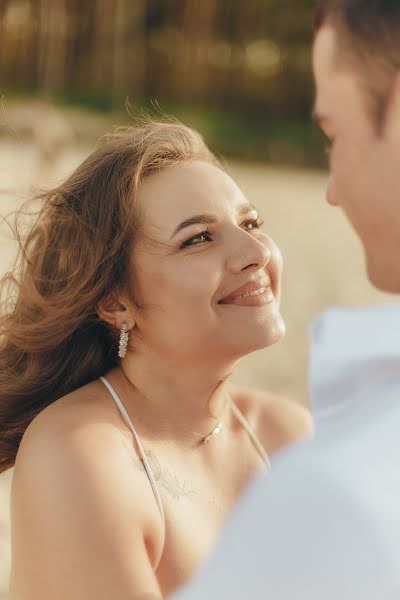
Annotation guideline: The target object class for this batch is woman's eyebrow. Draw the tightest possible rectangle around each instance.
[170,203,258,239]
[171,214,217,239]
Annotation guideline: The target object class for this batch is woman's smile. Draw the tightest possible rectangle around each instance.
[218,286,275,307]
[217,276,275,307]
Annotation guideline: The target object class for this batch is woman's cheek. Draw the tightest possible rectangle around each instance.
[265,236,283,303]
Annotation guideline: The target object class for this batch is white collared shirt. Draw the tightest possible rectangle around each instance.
[173,304,400,599]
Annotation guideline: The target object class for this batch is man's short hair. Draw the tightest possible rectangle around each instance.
[314,0,400,127]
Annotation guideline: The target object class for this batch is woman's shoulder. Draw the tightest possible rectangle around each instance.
[14,375,145,497]
[13,376,143,511]
[10,378,164,598]
[21,376,125,446]
[12,377,163,564]
[15,377,131,484]
[229,383,314,455]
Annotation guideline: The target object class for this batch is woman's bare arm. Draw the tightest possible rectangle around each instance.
[11,416,163,600]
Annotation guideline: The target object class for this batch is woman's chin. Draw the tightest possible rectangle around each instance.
[255,315,286,350]
[227,314,286,357]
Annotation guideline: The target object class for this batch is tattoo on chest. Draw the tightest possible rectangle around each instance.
[134,448,196,501]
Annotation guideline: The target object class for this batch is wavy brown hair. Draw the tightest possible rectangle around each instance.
[0,120,218,473]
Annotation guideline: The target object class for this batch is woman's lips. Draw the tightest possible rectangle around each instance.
[218,278,272,304]
[219,284,275,306]
[219,285,275,306]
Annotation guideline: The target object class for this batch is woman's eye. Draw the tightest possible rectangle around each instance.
[180,230,212,248]
[242,217,264,230]
[180,218,263,249]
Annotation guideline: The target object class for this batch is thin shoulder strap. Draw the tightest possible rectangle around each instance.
[231,402,271,471]
[99,376,165,569]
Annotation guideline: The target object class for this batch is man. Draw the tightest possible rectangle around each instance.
[173,2,400,598]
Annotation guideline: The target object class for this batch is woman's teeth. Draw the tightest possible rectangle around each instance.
[237,286,268,299]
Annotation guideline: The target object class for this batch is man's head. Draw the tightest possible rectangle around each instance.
[313,0,400,292]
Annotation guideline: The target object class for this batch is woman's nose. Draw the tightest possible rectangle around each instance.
[226,230,271,273]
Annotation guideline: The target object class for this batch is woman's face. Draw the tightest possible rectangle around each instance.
[130,160,284,364]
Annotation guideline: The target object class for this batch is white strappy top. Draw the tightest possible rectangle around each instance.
[99,375,270,571]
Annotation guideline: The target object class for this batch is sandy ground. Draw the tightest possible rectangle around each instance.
[0,140,394,596]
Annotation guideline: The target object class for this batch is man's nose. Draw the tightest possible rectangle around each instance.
[326,176,338,206]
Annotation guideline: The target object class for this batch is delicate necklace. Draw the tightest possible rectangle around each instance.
[202,421,224,444]
[200,406,271,471]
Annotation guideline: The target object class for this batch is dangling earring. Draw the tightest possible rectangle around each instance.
[118,323,129,358]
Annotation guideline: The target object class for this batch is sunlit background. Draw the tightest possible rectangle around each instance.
[1,0,323,164]
[0,1,394,597]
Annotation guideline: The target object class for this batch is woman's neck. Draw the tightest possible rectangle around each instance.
[107,354,238,448]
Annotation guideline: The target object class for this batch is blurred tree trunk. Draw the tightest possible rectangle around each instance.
[16,0,39,89]
[93,0,114,91]
[112,0,146,108]
[66,1,95,95]
[92,0,146,108]
[0,0,12,83]
[112,0,127,107]
[178,0,217,102]
[221,0,254,109]
[0,0,8,47]
[38,0,68,95]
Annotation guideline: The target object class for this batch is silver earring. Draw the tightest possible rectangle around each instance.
[118,323,129,358]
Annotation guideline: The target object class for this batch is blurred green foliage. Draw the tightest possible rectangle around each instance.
[0,0,326,166]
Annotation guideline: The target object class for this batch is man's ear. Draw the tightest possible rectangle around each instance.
[384,72,400,144]
[96,291,135,329]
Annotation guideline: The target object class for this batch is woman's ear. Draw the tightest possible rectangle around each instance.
[96,291,135,330]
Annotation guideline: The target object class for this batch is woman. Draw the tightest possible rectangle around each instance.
[0,121,312,599]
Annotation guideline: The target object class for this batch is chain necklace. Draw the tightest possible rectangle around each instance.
[202,421,224,444]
